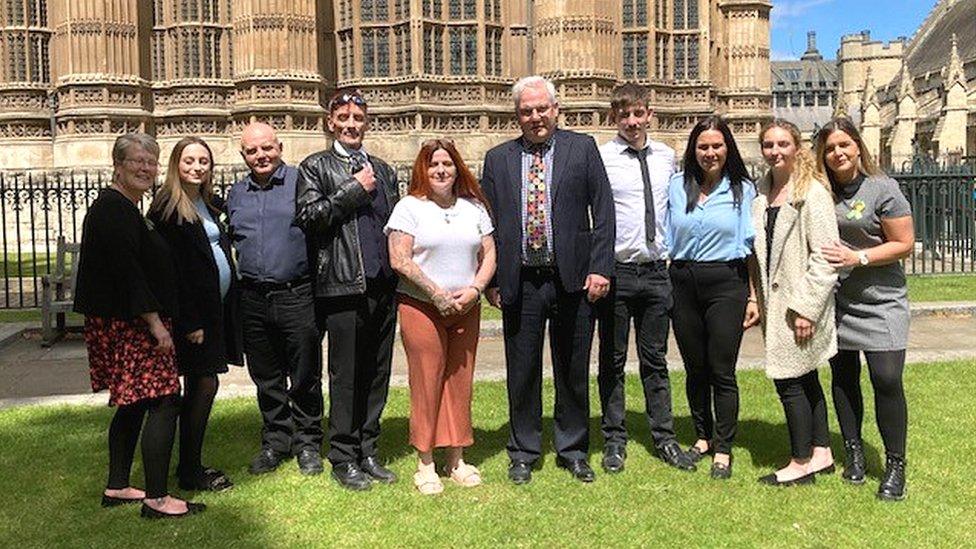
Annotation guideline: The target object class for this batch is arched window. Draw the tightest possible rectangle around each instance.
[0,0,50,83]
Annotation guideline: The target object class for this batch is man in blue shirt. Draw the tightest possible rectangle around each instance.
[227,122,324,477]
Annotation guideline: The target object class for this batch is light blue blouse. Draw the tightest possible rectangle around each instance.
[666,173,756,261]
[194,197,232,299]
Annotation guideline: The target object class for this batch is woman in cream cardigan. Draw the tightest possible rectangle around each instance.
[750,119,838,486]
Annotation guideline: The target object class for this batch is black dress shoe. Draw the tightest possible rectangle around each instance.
[508,460,533,485]
[101,494,143,507]
[601,444,626,474]
[842,439,867,484]
[360,456,397,484]
[140,501,206,519]
[248,447,290,475]
[331,462,372,491]
[555,456,596,483]
[758,471,816,486]
[877,454,907,501]
[179,467,234,492]
[710,459,733,480]
[658,442,697,472]
[296,448,324,476]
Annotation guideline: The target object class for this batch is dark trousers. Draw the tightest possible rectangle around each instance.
[107,394,180,499]
[596,260,677,448]
[829,349,908,456]
[241,282,323,455]
[773,370,830,460]
[318,277,397,466]
[502,268,594,463]
[669,260,749,455]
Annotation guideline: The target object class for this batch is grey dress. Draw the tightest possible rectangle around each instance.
[833,174,911,351]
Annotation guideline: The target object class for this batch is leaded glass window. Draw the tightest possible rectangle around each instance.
[377,0,389,20]
[449,27,462,75]
[395,0,409,19]
[687,0,698,28]
[673,0,685,29]
[361,0,374,22]
[363,30,375,77]
[464,27,477,74]
[423,24,444,74]
[377,28,390,76]
[426,0,442,18]
[686,36,698,79]
[5,0,24,25]
[623,0,633,27]
[656,0,666,28]
[655,35,668,80]
[449,0,460,19]
[674,36,684,79]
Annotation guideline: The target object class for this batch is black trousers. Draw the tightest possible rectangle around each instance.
[829,349,908,457]
[318,277,397,466]
[773,370,830,460]
[596,261,677,448]
[241,282,323,455]
[106,394,180,499]
[669,260,749,455]
[502,268,594,463]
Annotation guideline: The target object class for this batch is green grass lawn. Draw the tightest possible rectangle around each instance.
[906,274,976,302]
[0,361,973,547]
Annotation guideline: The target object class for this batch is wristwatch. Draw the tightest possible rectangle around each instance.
[857,251,869,266]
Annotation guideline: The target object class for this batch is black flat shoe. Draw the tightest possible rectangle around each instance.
[555,456,595,483]
[179,467,233,492]
[249,447,290,475]
[687,445,712,464]
[758,471,816,486]
[877,454,907,502]
[140,501,206,519]
[842,439,867,485]
[331,462,372,491]
[658,442,697,472]
[101,494,143,507]
[508,460,533,485]
[296,448,324,476]
[601,444,626,474]
[710,460,732,480]
[360,456,397,484]
[812,463,836,476]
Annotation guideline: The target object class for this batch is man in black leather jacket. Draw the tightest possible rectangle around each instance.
[295,89,400,491]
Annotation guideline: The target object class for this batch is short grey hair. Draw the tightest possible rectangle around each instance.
[512,76,557,106]
[112,133,159,166]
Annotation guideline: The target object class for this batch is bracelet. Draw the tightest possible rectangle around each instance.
[747,297,757,303]
[469,285,483,299]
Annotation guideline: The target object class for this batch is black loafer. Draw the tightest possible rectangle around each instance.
[508,460,533,485]
[332,461,372,491]
[601,444,626,474]
[179,467,234,492]
[360,456,397,484]
[758,471,816,486]
[296,448,324,476]
[658,442,697,472]
[710,460,733,480]
[248,447,290,475]
[101,494,143,507]
[555,456,596,483]
[687,445,712,464]
[140,501,206,519]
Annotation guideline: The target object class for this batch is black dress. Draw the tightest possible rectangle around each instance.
[148,195,243,376]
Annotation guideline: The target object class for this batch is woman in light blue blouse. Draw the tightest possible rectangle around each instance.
[667,116,760,480]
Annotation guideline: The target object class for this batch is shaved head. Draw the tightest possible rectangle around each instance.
[240,122,283,182]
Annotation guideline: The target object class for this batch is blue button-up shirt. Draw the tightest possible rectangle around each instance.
[226,163,310,283]
[667,173,756,261]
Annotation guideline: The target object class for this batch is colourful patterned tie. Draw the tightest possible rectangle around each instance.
[525,146,549,265]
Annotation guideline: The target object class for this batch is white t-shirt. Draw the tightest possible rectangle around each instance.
[384,195,494,302]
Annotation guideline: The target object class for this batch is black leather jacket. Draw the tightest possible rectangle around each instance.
[295,148,399,297]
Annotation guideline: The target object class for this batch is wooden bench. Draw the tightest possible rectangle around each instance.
[41,236,81,346]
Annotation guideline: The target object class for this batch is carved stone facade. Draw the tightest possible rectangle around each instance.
[0,0,773,170]
[837,0,976,169]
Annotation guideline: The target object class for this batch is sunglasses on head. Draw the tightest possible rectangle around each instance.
[330,92,367,111]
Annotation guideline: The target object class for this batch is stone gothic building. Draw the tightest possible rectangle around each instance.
[836,0,975,170]
[0,0,773,171]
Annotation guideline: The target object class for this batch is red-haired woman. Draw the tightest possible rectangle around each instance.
[386,139,497,495]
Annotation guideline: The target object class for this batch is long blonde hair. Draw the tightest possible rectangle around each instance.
[759,119,829,202]
[813,116,882,189]
[149,137,215,225]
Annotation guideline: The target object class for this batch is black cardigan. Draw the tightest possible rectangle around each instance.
[74,188,178,320]
[148,195,243,372]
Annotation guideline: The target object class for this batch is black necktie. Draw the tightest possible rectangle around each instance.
[627,146,655,245]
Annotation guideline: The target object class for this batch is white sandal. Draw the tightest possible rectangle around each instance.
[413,470,444,495]
[444,461,482,487]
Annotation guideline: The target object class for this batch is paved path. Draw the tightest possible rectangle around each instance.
[1,303,974,409]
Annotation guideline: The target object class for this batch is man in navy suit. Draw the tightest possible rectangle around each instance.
[481,75,615,484]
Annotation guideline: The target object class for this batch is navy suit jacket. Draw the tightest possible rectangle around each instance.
[481,128,615,306]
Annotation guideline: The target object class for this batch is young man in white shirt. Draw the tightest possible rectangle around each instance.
[596,83,695,473]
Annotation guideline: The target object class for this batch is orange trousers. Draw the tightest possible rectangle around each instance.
[398,294,480,453]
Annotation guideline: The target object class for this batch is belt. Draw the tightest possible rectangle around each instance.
[670,259,745,268]
[521,265,557,278]
[615,260,667,270]
[240,275,311,294]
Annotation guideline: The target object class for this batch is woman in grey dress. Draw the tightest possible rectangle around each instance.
[815,117,914,501]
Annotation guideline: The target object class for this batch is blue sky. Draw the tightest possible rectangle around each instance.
[770,0,939,60]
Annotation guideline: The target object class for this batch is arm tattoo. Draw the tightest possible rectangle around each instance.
[388,230,444,300]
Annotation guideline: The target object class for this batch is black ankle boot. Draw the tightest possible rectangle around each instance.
[877,454,907,501]
[842,439,867,484]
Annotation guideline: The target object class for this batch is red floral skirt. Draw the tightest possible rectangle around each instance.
[84,316,181,407]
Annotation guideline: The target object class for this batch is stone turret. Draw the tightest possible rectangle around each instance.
[935,33,968,158]
[889,63,917,169]
[859,67,881,162]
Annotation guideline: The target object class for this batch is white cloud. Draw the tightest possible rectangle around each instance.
[771,50,799,61]
[771,0,837,27]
